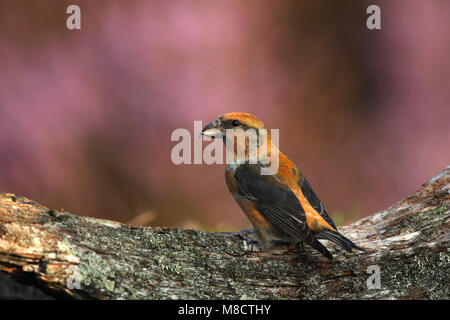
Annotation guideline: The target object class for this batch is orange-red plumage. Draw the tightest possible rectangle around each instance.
[202,112,365,259]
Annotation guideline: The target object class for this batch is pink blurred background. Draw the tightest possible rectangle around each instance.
[0,0,449,230]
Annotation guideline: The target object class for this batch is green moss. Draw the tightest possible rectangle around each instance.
[416,202,448,220]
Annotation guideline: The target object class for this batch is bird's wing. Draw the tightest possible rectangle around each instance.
[298,176,338,231]
[233,164,312,242]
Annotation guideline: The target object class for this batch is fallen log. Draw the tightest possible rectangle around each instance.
[0,166,449,299]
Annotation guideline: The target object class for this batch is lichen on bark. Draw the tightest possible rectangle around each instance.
[0,166,449,299]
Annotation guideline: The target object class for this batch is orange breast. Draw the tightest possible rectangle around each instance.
[238,199,271,229]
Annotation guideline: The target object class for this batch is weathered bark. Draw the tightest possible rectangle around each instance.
[0,167,449,300]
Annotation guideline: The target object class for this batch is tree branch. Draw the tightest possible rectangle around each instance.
[0,166,449,299]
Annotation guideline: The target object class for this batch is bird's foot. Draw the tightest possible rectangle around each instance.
[295,242,319,264]
[225,229,261,253]
[299,242,305,251]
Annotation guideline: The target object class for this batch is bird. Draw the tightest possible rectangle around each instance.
[201,112,365,259]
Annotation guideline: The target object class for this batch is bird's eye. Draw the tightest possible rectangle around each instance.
[232,120,240,127]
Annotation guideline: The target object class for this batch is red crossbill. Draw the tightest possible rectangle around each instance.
[201,112,365,259]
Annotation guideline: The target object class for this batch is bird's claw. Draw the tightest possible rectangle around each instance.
[299,242,305,251]
[225,229,261,252]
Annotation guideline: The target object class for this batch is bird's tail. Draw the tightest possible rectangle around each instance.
[316,230,366,253]
[308,238,333,260]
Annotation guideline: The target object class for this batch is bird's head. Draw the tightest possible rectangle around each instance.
[202,112,279,174]
[201,112,267,140]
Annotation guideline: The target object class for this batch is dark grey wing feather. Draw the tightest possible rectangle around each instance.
[233,164,310,242]
[233,164,334,259]
[299,177,338,231]
[299,176,365,254]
